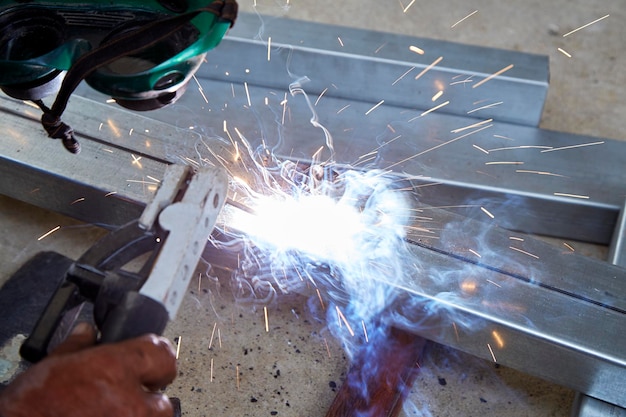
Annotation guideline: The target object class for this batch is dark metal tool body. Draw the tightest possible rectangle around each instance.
[20,164,227,361]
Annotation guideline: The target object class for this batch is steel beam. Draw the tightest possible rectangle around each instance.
[381,205,626,408]
[202,13,549,126]
[70,78,624,243]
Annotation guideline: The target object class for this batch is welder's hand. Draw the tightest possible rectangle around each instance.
[0,323,177,417]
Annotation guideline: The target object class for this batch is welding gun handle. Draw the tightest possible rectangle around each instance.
[98,291,169,344]
[20,281,82,363]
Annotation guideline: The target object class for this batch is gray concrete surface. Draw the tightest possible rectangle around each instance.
[1,1,625,416]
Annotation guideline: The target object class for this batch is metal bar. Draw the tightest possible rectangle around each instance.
[32,81,626,243]
[0,96,166,227]
[571,394,626,417]
[387,205,626,408]
[608,198,626,266]
[202,13,549,126]
[569,198,626,416]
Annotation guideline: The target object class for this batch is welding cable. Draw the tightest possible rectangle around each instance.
[33,0,238,154]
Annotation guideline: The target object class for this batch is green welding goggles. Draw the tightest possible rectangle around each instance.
[0,0,237,153]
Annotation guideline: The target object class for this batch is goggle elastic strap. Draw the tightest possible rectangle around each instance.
[32,0,237,154]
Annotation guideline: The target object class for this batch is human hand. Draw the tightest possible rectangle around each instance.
[0,323,177,417]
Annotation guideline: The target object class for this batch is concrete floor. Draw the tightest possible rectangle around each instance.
[1,1,625,416]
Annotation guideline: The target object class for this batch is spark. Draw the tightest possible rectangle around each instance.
[563,14,610,37]
[264,306,269,332]
[419,204,479,210]
[493,134,515,140]
[375,43,387,54]
[175,336,182,359]
[485,161,523,165]
[315,88,328,106]
[281,93,288,124]
[489,145,551,152]
[336,306,355,336]
[361,320,369,342]
[126,179,159,186]
[414,182,442,189]
[467,101,503,114]
[267,36,272,61]
[487,343,497,362]
[480,206,495,219]
[316,288,326,310]
[131,154,142,168]
[554,192,589,199]
[210,358,214,382]
[415,56,443,80]
[236,365,240,390]
[209,322,217,349]
[107,119,121,137]
[486,279,502,288]
[402,0,416,13]
[431,90,444,101]
[540,141,604,153]
[407,225,436,235]
[392,66,415,85]
[323,338,332,358]
[419,100,450,117]
[468,248,481,258]
[365,100,385,115]
[563,242,575,252]
[449,75,474,86]
[337,104,351,114]
[218,328,222,348]
[472,64,514,88]
[192,75,208,103]
[244,82,251,107]
[22,100,41,109]
[146,175,161,183]
[557,48,572,58]
[37,225,60,241]
[451,118,493,134]
[386,124,491,169]
[451,10,478,28]
[509,236,524,241]
[452,322,460,341]
[311,145,325,161]
[337,36,344,47]
[129,128,134,136]
[516,170,565,177]
[409,45,425,55]
[492,330,505,348]
[473,144,489,154]
[104,191,117,197]
[70,198,85,205]
[509,246,540,259]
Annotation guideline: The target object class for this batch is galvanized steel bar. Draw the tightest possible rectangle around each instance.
[202,13,549,126]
